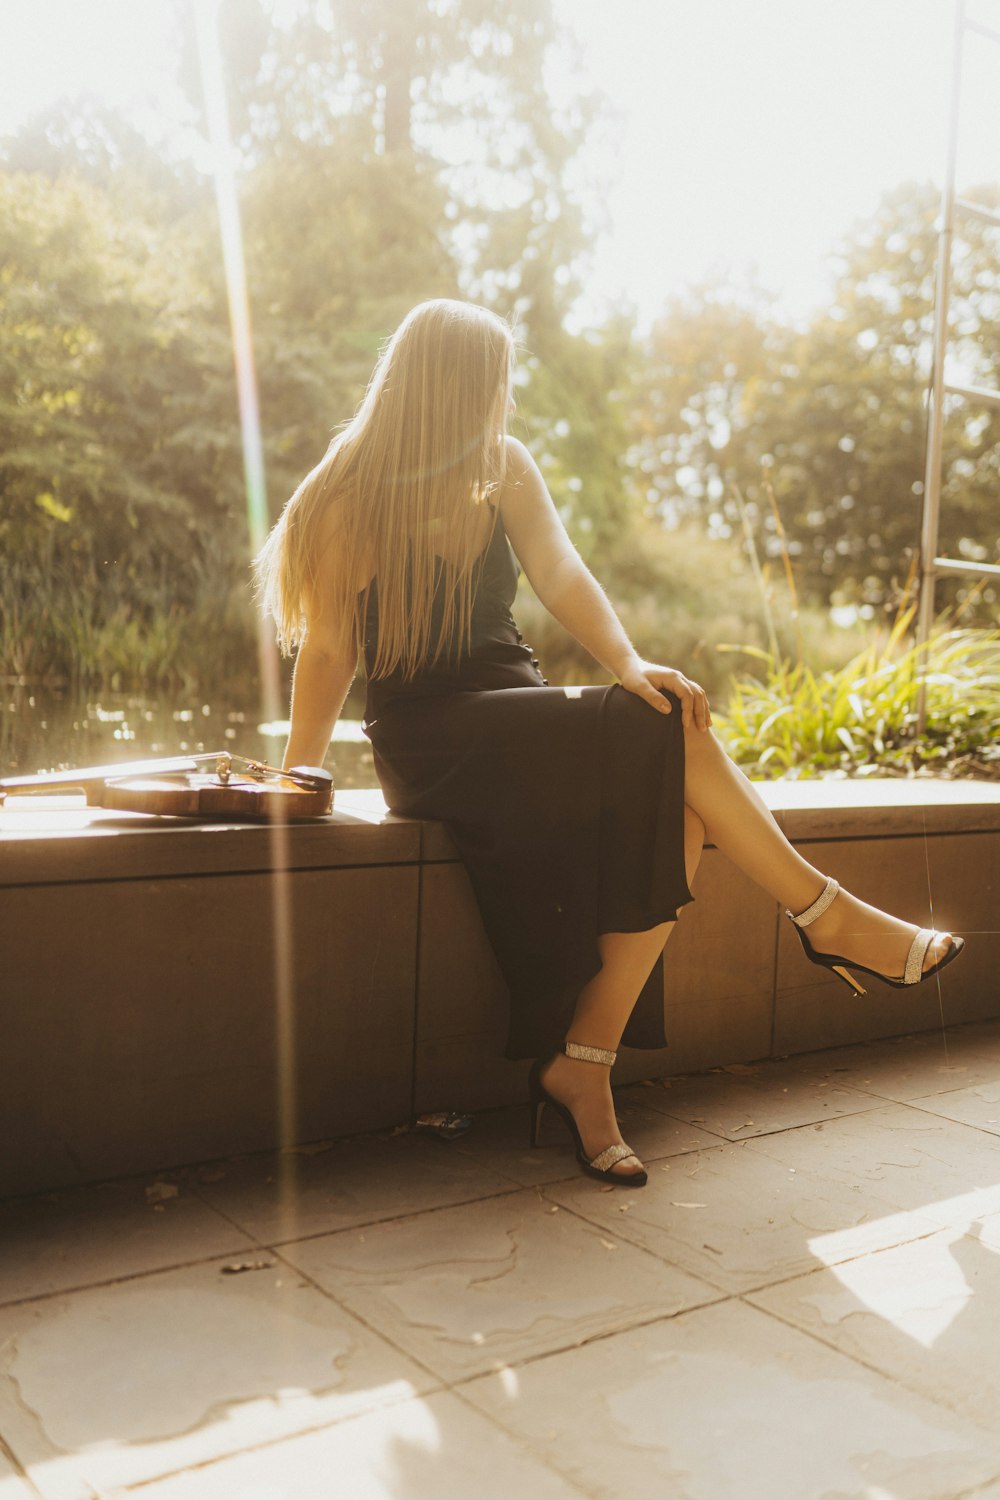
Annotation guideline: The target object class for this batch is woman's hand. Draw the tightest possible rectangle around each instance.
[619,658,712,730]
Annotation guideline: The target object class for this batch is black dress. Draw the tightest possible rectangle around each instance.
[361,506,693,1062]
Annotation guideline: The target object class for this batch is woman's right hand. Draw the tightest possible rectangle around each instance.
[619,657,712,731]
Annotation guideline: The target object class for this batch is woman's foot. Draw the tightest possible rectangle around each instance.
[798,883,957,981]
[539,1051,646,1180]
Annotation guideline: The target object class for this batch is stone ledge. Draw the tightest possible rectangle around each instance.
[2,777,997,1199]
[4,780,999,888]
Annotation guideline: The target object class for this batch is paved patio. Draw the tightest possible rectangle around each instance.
[6,1019,1000,1499]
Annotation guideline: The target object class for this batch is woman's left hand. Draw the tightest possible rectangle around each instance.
[619,658,713,731]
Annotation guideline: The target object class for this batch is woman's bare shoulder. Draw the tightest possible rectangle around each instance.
[501,434,534,483]
[497,434,579,597]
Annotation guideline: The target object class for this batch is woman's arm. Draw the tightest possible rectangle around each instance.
[282,637,357,771]
[281,505,362,771]
[500,436,711,730]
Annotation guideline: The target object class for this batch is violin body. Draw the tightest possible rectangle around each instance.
[87,772,333,820]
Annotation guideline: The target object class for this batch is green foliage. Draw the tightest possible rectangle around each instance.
[716,612,1000,779]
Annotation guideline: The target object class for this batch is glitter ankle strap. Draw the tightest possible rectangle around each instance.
[564,1041,618,1067]
[787,876,840,928]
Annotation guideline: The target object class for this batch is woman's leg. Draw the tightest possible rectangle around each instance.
[543,725,956,1178]
[680,724,955,975]
[540,805,706,1177]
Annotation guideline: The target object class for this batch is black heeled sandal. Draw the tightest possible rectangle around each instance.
[528,1040,648,1187]
[788,876,965,996]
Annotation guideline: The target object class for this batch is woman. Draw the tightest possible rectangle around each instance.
[257,297,964,1188]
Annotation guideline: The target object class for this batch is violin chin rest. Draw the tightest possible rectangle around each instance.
[287,764,334,788]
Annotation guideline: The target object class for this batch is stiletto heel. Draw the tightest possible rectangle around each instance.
[787,876,965,991]
[529,1092,546,1149]
[527,1042,647,1187]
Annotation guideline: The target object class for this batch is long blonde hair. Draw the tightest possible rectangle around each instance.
[256,299,515,679]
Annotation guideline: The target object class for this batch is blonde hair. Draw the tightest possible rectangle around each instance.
[256,298,515,680]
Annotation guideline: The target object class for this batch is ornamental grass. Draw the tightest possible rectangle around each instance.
[715,607,1000,780]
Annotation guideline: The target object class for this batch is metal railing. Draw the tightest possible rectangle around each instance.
[916,0,1000,731]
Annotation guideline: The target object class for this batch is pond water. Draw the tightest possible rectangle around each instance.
[0,684,379,790]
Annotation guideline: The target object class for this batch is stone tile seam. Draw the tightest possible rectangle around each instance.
[0,1238,272,1313]
[408,858,426,1127]
[633,1095,890,1143]
[896,1095,1000,1139]
[188,1177,528,1258]
[531,1184,735,1291]
[1,856,424,893]
[738,1284,992,1429]
[265,1242,460,1392]
[263,1194,729,1374]
[540,1174,950,1297]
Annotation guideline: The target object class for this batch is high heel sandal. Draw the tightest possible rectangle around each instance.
[787,876,965,997]
[528,1041,648,1187]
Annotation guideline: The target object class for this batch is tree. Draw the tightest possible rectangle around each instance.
[0,168,251,681]
[629,181,1000,610]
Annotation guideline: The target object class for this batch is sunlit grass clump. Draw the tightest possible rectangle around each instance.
[715,611,1000,780]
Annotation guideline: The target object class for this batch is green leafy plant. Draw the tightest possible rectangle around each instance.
[715,607,1000,779]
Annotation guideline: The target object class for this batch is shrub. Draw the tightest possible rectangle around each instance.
[715,610,1000,779]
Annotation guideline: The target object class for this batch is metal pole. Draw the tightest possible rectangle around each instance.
[916,0,965,733]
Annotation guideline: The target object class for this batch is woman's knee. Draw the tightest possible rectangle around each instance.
[684,804,706,845]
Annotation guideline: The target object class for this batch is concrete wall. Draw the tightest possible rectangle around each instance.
[2,781,998,1198]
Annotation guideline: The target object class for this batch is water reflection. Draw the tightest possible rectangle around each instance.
[0,685,377,790]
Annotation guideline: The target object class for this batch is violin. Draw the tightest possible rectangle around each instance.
[0,752,334,821]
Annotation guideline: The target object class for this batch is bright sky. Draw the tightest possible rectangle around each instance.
[2,0,998,330]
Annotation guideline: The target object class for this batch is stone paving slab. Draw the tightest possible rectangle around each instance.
[280,1187,721,1383]
[744,1102,1000,1236]
[546,1136,941,1296]
[445,1089,722,1189]
[785,1023,1000,1103]
[907,1079,1000,1139]
[187,1129,520,1245]
[463,1297,1000,1500]
[632,1057,882,1140]
[748,1224,1000,1431]
[112,1389,589,1500]
[0,1176,255,1307]
[0,1255,432,1500]
[5,1022,1000,1499]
